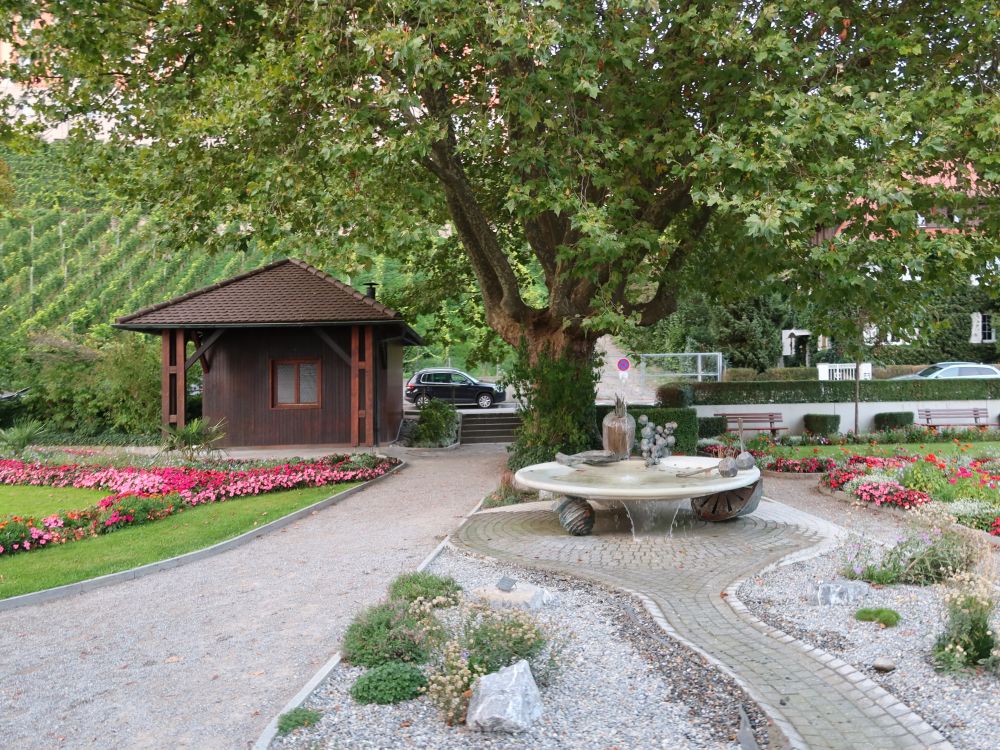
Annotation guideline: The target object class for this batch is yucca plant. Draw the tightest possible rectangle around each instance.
[0,419,47,456]
[161,418,226,461]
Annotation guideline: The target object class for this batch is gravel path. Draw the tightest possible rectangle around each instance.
[0,444,506,750]
[740,477,1000,750]
[273,545,756,750]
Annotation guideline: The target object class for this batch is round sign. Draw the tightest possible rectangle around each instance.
[616,357,631,372]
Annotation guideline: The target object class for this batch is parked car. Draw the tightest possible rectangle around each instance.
[405,368,507,409]
[891,362,1000,380]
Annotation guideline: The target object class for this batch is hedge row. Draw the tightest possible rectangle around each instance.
[658,379,1000,406]
[724,367,819,382]
[595,405,697,455]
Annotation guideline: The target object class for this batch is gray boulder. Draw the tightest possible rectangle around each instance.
[808,581,870,606]
[467,660,543,732]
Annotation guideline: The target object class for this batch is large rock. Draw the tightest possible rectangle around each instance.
[467,660,543,733]
[473,582,546,610]
[808,581,870,606]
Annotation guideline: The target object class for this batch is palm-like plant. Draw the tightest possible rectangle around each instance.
[161,418,226,461]
[0,419,47,456]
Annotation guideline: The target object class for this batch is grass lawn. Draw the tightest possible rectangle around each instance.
[0,484,352,600]
[0,485,110,517]
[780,441,1000,459]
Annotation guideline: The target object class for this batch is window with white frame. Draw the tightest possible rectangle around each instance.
[982,313,995,343]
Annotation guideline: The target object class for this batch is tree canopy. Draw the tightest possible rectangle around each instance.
[2,0,998,361]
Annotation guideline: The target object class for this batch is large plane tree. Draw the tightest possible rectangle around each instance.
[3,1,998,451]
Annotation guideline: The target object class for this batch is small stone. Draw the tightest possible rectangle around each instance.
[467,660,543,733]
[496,576,517,592]
[872,658,896,673]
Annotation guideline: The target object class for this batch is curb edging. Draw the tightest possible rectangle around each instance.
[0,461,406,613]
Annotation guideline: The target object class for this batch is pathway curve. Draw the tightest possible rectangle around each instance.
[0,445,506,750]
[455,496,951,750]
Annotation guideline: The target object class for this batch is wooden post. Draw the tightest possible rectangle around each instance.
[350,325,376,447]
[161,328,187,431]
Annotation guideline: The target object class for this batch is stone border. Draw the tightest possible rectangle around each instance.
[0,462,405,613]
[250,480,489,750]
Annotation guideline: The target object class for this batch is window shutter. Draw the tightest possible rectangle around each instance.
[970,312,983,344]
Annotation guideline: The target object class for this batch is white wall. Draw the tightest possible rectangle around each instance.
[695,400,998,434]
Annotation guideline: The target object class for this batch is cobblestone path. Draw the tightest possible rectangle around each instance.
[455,499,951,750]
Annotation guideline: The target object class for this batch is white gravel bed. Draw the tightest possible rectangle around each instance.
[271,546,766,750]
[738,543,1000,750]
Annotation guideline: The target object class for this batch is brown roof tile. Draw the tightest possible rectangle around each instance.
[115,258,405,329]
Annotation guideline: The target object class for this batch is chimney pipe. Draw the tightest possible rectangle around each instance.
[364,282,378,299]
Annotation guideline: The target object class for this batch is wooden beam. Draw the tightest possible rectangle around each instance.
[161,329,171,433]
[350,326,360,446]
[185,329,224,372]
[364,326,374,446]
[311,326,351,366]
[173,329,187,428]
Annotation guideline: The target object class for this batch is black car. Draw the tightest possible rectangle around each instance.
[405,368,506,409]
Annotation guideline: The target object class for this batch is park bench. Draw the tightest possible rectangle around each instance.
[714,411,786,437]
[917,407,990,429]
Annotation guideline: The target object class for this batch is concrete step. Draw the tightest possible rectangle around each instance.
[461,434,516,444]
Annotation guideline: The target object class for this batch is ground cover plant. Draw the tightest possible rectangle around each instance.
[0,454,398,558]
[341,601,439,668]
[388,571,461,607]
[855,608,901,628]
[481,469,538,509]
[350,662,428,705]
[277,707,322,735]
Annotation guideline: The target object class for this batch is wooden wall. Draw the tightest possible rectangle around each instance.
[203,327,352,447]
[379,342,404,443]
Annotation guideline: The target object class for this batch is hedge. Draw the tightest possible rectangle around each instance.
[690,379,1000,405]
[655,383,693,407]
[874,411,915,430]
[595,405,697,454]
[698,415,727,439]
[803,414,841,435]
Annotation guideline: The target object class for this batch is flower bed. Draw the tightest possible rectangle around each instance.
[764,456,837,474]
[0,454,398,557]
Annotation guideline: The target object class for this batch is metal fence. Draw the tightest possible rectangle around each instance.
[638,352,725,387]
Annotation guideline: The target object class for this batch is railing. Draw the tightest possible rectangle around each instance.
[638,352,725,386]
[817,363,873,381]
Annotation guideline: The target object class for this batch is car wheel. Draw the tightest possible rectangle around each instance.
[415,393,431,408]
[477,392,494,409]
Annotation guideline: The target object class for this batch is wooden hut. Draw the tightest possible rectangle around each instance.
[114,258,422,447]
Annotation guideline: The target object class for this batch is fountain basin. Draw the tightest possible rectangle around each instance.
[514,457,762,535]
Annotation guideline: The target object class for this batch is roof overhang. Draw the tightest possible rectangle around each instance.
[113,319,424,346]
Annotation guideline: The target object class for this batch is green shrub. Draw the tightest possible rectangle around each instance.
[412,399,458,447]
[0,418,46,455]
[464,606,547,675]
[759,367,818,381]
[505,343,598,471]
[723,368,757,382]
[276,707,322,735]
[349,662,427,705]
[388,572,461,607]
[655,383,693,407]
[803,413,840,435]
[161,417,226,460]
[341,602,436,668]
[933,573,998,672]
[855,608,901,627]
[874,411,914,430]
[900,460,949,496]
[843,527,977,586]
[690,378,1000,405]
[595,405,697,454]
[698,415,727,439]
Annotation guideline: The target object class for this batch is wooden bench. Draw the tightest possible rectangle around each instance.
[714,412,786,436]
[917,408,990,429]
